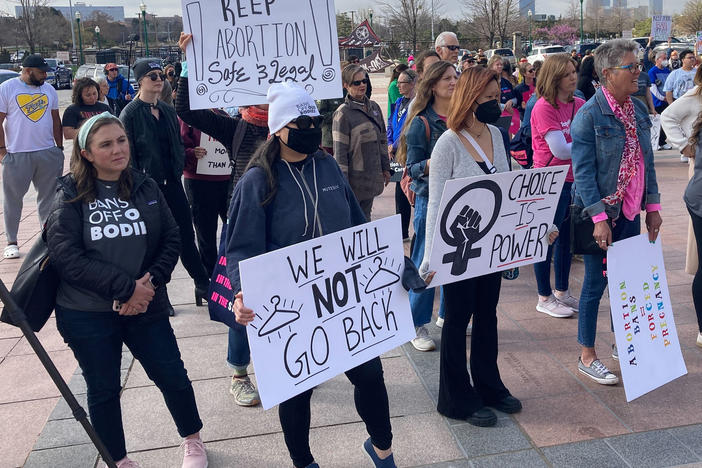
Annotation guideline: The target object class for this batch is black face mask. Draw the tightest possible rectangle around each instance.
[475,99,502,124]
[283,126,322,155]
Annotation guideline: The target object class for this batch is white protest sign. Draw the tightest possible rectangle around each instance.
[651,15,672,41]
[696,31,702,56]
[607,234,687,402]
[239,215,414,409]
[196,132,232,176]
[181,0,343,109]
[428,166,567,287]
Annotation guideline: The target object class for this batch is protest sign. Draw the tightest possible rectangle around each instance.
[196,132,232,176]
[651,15,672,41]
[607,234,687,402]
[180,0,343,109]
[427,166,567,287]
[696,31,702,56]
[239,215,414,409]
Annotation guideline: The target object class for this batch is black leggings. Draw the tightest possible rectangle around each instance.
[159,180,210,288]
[394,182,411,239]
[686,206,702,332]
[278,357,392,467]
[438,272,510,419]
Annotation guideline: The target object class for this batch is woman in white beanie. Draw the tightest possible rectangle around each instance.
[226,82,396,468]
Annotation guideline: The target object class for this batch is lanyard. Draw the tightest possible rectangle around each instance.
[459,129,497,174]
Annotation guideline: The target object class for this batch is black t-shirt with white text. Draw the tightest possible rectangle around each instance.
[61,102,111,128]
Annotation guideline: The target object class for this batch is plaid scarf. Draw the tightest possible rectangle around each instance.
[600,86,641,206]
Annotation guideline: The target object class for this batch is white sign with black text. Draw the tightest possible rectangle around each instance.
[607,234,687,402]
[196,132,232,176]
[427,166,567,287]
[180,0,343,109]
[239,215,414,409]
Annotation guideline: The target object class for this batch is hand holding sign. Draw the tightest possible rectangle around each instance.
[234,291,255,325]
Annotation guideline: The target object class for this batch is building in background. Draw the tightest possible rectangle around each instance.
[14,2,125,21]
[649,0,663,15]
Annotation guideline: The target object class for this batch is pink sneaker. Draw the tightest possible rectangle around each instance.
[108,457,141,468]
[181,437,208,468]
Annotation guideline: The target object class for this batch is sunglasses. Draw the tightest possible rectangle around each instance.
[527,69,535,73]
[442,45,460,51]
[145,72,166,81]
[167,71,175,77]
[287,115,323,130]
[107,68,118,72]
[350,78,369,86]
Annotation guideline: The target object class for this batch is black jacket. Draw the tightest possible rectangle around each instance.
[120,97,185,184]
[46,169,180,313]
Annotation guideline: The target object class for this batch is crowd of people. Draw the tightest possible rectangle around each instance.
[0,29,700,468]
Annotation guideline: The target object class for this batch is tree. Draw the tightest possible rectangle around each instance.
[336,13,353,38]
[16,0,49,53]
[380,0,427,53]
[633,17,651,37]
[462,0,519,48]
[676,0,702,35]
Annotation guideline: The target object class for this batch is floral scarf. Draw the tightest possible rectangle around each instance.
[600,86,641,205]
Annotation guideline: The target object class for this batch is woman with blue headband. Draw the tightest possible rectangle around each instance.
[45,112,208,468]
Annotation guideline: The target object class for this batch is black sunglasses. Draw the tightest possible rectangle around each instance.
[351,78,369,86]
[107,68,118,72]
[167,71,175,77]
[442,45,460,51]
[145,72,166,81]
[287,115,323,130]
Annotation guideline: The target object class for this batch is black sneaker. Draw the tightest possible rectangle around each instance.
[467,407,497,427]
[489,395,522,414]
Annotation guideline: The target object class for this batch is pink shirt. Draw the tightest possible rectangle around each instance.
[530,97,585,182]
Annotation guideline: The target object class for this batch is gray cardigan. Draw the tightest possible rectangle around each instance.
[420,125,511,276]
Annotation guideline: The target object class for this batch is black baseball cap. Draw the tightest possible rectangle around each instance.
[22,54,49,71]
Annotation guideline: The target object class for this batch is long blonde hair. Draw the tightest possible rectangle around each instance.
[395,61,455,165]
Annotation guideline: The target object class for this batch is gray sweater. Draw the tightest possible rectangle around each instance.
[420,126,511,276]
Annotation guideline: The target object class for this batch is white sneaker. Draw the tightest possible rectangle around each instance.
[411,326,436,351]
[3,244,19,259]
[681,154,690,163]
[554,291,579,312]
[578,358,619,385]
[536,296,574,318]
[662,143,672,150]
[696,332,702,348]
[436,317,444,328]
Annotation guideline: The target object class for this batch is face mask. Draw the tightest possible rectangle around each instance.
[283,127,322,155]
[661,60,669,67]
[475,99,502,124]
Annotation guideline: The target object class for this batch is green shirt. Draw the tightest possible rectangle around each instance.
[387,80,400,117]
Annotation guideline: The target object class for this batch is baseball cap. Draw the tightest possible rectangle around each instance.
[105,63,118,72]
[22,54,49,71]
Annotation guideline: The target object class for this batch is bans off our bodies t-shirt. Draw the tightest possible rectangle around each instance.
[530,97,585,183]
[56,181,148,312]
[0,77,58,153]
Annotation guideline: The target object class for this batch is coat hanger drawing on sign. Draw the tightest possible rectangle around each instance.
[256,295,301,338]
[364,257,400,294]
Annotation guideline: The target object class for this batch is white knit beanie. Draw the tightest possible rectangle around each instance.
[267,82,320,135]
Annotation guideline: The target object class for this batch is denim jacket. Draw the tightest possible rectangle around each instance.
[405,104,447,197]
[571,88,660,220]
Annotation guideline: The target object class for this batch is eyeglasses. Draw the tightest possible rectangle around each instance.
[107,68,118,72]
[167,71,175,77]
[609,63,642,73]
[526,69,535,73]
[442,45,460,51]
[287,115,323,130]
[350,78,369,86]
[397,80,414,84]
[145,72,166,81]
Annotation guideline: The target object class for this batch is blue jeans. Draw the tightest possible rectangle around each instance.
[534,182,573,296]
[55,305,202,461]
[409,195,445,325]
[577,215,640,347]
[227,322,251,372]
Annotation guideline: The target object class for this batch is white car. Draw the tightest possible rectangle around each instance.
[527,45,567,64]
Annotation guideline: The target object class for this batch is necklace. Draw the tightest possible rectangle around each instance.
[467,122,487,138]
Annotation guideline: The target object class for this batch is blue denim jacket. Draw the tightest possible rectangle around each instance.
[571,88,660,220]
[405,105,447,197]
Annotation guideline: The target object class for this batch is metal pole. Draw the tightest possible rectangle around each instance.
[142,11,149,56]
[580,0,584,43]
[68,0,76,55]
[76,18,83,65]
[431,0,434,42]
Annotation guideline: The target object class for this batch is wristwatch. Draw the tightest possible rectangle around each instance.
[149,277,158,289]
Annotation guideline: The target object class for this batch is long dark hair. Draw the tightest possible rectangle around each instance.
[245,136,282,206]
[72,77,100,106]
[70,118,132,203]
[389,63,409,86]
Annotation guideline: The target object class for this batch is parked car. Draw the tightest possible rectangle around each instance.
[570,42,601,59]
[10,50,26,63]
[0,63,19,71]
[631,36,683,50]
[44,58,72,89]
[485,48,517,67]
[74,64,138,91]
[0,70,19,85]
[527,45,567,64]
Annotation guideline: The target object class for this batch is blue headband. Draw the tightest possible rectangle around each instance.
[78,112,121,150]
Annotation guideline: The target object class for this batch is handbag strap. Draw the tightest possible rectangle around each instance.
[459,129,497,174]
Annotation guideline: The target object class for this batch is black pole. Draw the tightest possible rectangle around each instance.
[0,280,117,468]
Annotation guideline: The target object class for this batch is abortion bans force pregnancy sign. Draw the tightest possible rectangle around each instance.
[181,0,343,109]
[428,166,567,287]
[607,234,687,401]
[239,216,414,409]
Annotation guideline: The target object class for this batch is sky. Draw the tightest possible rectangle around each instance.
[0,0,683,21]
